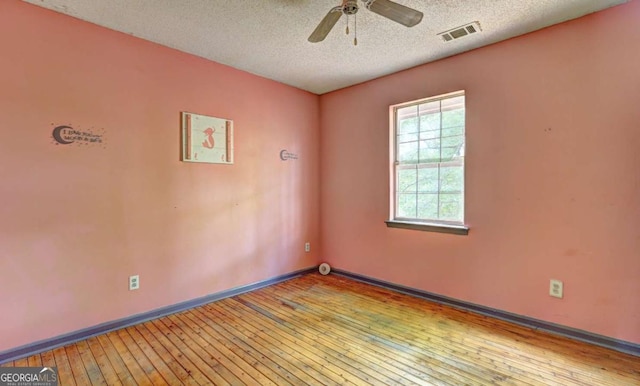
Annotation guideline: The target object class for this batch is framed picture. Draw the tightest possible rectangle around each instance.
[181,112,233,164]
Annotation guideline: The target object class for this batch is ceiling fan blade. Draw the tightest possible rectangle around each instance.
[308,6,343,43]
[365,0,423,27]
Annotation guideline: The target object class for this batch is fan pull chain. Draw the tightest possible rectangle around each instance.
[354,14,358,45]
[346,15,349,35]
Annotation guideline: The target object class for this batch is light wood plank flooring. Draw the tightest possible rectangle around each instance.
[2,273,639,385]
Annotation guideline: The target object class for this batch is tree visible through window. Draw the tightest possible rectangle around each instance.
[391,91,465,226]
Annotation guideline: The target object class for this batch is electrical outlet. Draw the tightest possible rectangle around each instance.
[549,279,563,298]
[129,275,140,291]
[304,242,311,252]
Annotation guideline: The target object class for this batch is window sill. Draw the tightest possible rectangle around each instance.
[385,220,469,235]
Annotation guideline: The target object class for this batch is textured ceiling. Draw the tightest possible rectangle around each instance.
[23,0,627,94]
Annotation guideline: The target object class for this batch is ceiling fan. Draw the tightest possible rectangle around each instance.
[308,0,423,44]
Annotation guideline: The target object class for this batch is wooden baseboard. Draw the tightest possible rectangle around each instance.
[332,268,640,357]
[0,267,316,364]
[4,265,636,364]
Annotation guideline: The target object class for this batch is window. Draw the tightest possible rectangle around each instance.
[387,91,468,235]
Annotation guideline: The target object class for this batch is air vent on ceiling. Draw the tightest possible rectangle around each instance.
[438,21,482,42]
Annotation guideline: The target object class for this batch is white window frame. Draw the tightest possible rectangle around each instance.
[386,91,468,235]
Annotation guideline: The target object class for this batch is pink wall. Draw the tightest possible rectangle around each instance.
[320,2,640,344]
[0,1,319,352]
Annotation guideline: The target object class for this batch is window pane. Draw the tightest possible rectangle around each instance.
[398,116,418,134]
[419,139,441,163]
[419,127,440,140]
[397,132,418,144]
[417,193,438,220]
[438,193,463,222]
[439,166,464,193]
[442,110,464,132]
[442,123,464,137]
[417,167,438,193]
[397,193,417,218]
[397,168,417,194]
[398,141,418,163]
[397,106,418,134]
[419,112,441,137]
[441,134,464,161]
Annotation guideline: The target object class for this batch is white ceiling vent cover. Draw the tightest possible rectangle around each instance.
[438,21,482,42]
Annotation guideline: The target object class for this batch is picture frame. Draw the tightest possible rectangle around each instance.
[181,112,233,164]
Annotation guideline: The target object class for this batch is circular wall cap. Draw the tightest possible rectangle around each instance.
[319,263,331,275]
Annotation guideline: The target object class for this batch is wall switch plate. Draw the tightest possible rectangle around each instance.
[549,279,563,298]
[304,242,311,252]
[129,275,140,291]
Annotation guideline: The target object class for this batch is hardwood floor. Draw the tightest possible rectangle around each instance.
[2,273,639,385]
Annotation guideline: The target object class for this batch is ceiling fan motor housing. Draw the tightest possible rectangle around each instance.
[343,0,358,15]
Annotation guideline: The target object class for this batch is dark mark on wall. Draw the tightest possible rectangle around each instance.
[51,124,107,148]
[280,149,298,161]
[52,125,74,144]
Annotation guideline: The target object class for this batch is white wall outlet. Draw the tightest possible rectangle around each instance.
[304,242,311,252]
[129,275,140,291]
[549,279,563,298]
